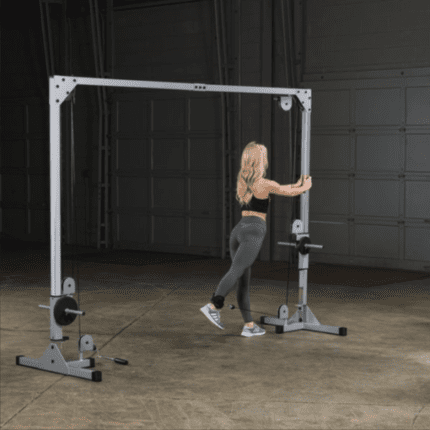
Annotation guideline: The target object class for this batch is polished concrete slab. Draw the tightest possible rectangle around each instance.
[1,246,430,429]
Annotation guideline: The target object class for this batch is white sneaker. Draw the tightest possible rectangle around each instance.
[241,324,266,337]
[200,303,225,330]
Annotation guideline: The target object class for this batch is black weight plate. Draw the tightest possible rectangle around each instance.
[54,296,78,326]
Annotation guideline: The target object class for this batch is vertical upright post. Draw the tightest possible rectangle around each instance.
[300,109,311,234]
[298,109,311,307]
[49,77,62,300]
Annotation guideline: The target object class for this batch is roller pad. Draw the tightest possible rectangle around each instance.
[211,294,225,310]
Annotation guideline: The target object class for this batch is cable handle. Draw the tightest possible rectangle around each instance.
[95,346,128,365]
[96,354,128,365]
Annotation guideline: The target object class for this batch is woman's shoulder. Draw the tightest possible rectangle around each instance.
[252,178,271,199]
[254,178,271,191]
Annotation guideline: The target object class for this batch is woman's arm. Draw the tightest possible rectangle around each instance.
[281,183,310,197]
[266,179,311,197]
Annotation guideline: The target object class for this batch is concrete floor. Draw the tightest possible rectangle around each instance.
[1,244,430,429]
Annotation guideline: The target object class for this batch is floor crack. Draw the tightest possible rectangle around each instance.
[412,406,425,427]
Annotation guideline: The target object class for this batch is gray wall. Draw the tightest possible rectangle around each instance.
[305,0,430,74]
[301,0,430,271]
[111,0,224,256]
[1,0,429,272]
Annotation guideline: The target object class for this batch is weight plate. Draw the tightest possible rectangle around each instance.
[54,296,78,326]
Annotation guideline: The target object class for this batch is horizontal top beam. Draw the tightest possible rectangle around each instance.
[50,75,312,111]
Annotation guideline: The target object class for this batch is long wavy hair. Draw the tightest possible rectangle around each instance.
[236,141,269,207]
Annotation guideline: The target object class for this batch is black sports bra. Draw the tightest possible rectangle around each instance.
[243,194,271,214]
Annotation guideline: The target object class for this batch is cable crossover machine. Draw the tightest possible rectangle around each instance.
[16,75,347,382]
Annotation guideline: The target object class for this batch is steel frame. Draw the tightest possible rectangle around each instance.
[16,75,346,382]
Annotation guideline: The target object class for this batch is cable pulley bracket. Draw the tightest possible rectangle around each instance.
[78,334,96,353]
[277,96,293,111]
[62,277,76,295]
[273,92,311,112]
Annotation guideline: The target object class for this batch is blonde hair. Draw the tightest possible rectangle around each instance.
[236,141,269,207]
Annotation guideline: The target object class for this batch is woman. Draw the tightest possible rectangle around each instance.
[200,141,312,337]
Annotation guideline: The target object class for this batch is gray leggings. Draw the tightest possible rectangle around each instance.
[213,216,267,323]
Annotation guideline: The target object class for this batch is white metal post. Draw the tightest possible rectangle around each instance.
[300,109,311,235]
[50,77,63,298]
[299,109,311,307]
